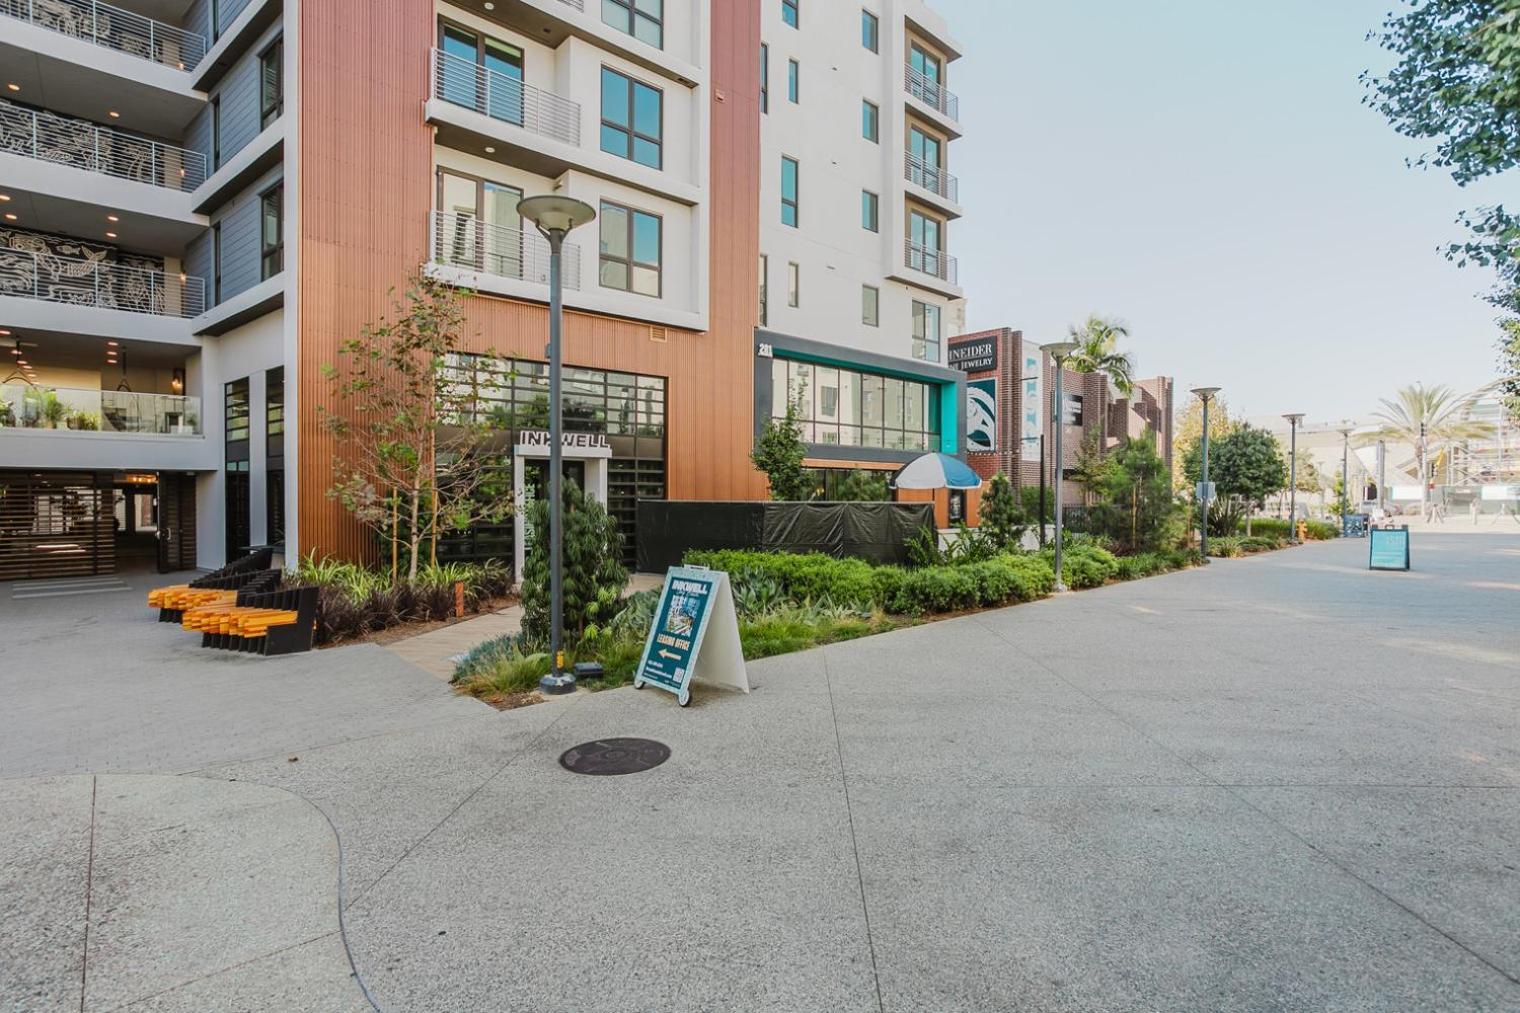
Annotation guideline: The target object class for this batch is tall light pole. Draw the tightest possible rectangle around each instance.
[1283,413,1304,542]
[518,194,596,696]
[1047,341,1078,592]
[1191,387,1221,562]
[1339,423,1354,525]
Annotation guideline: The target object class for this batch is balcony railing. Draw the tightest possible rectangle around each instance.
[904,240,958,285]
[0,249,206,317]
[0,102,208,190]
[0,384,201,435]
[905,151,958,203]
[431,48,581,148]
[429,211,581,290]
[0,0,206,71]
[905,63,959,121]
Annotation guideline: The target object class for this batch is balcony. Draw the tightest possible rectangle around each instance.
[428,210,580,290]
[904,151,960,209]
[0,384,201,435]
[904,239,958,286]
[431,48,580,148]
[0,0,206,70]
[0,249,206,317]
[905,63,959,127]
[0,102,208,190]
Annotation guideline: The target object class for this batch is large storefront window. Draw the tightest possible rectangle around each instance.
[224,378,250,562]
[770,358,939,451]
[437,354,667,567]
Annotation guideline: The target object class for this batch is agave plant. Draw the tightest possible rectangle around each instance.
[1365,383,1495,518]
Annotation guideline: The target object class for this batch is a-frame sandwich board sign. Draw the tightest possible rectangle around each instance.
[633,566,750,707]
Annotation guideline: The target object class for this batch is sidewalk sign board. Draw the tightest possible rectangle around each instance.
[1368,526,1410,571]
[633,566,749,707]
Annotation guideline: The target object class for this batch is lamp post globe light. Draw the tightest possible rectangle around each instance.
[1190,387,1221,562]
[1338,423,1355,528]
[1282,413,1304,542]
[1046,341,1079,592]
[518,194,597,696]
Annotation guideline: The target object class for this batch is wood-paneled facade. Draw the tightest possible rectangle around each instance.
[296,0,766,563]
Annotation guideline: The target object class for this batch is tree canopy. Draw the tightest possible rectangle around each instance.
[1064,314,1136,395]
[1183,424,1288,508]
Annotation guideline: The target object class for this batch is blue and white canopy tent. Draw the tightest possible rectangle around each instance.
[890,452,984,491]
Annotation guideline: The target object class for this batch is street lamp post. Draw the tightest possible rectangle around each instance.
[1339,423,1354,527]
[1047,341,1078,592]
[1191,387,1221,562]
[518,194,597,696]
[1283,413,1304,542]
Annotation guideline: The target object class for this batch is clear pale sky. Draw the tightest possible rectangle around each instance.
[937,0,1513,423]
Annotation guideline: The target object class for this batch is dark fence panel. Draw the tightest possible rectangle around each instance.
[636,500,935,571]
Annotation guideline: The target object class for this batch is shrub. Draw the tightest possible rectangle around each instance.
[998,553,1057,599]
[1302,519,1339,540]
[1239,517,1291,539]
[1206,535,1244,558]
[886,565,980,613]
[1114,553,1165,581]
[981,473,1030,551]
[684,550,878,608]
[1039,543,1119,589]
[293,553,514,645]
[1239,535,1281,553]
[521,480,628,648]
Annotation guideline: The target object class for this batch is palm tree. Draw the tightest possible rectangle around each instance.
[1365,383,1495,519]
[1065,314,1136,395]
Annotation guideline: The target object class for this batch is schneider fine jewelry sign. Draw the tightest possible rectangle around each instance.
[634,566,749,707]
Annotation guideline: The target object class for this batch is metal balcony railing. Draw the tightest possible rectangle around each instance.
[904,240,958,285]
[431,48,581,148]
[429,211,582,291]
[0,102,208,190]
[0,249,207,317]
[904,151,958,203]
[554,0,584,9]
[905,63,959,121]
[0,384,201,435]
[0,0,206,71]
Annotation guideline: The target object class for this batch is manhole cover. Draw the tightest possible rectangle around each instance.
[559,738,671,776]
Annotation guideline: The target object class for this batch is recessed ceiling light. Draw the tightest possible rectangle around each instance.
[0,328,9,335]
[0,194,10,201]
[108,110,120,118]
[484,2,494,9]
[107,341,118,346]
[5,84,18,92]
[16,359,28,366]
[105,232,117,238]
[3,213,15,221]
[107,215,119,222]
[484,146,496,154]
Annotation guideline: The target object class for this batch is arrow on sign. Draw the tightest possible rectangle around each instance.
[658,649,681,661]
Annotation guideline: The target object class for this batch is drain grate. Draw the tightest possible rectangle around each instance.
[560,738,671,776]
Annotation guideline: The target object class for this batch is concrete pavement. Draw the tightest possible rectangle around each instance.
[3,533,1519,1010]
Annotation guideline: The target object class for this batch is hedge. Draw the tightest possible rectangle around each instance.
[684,550,878,607]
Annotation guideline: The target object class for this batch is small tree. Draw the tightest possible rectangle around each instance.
[321,275,509,579]
[751,386,812,501]
[1183,423,1287,535]
[1070,430,1108,505]
[980,473,1028,551]
[520,479,628,647]
[1089,434,1182,553]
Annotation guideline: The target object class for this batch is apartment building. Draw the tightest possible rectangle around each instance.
[753,0,967,481]
[0,0,974,582]
[950,328,1175,505]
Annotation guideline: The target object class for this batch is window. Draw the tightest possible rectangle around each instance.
[434,170,524,277]
[758,254,768,325]
[760,44,768,113]
[600,200,662,297]
[910,43,942,84]
[913,300,942,361]
[787,59,799,103]
[862,99,878,142]
[259,39,282,129]
[780,156,798,227]
[908,125,943,192]
[861,190,878,232]
[210,95,221,169]
[770,358,940,450]
[782,0,798,28]
[211,222,222,303]
[600,67,663,169]
[439,23,526,125]
[787,262,799,307]
[602,0,662,49]
[862,285,879,327]
[862,9,879,52]
[908,209,944,276]
[260,184,283,279]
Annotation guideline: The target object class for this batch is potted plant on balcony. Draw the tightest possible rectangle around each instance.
[69,411,101,431]
[40,391,68,430]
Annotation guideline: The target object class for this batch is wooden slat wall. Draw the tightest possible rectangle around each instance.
[297,0,767,563]
[0,476,112,580]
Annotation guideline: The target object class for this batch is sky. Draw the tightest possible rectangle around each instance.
[935,0,1513,424]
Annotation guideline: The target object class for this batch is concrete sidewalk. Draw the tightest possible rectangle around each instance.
[4,535,1520,1011]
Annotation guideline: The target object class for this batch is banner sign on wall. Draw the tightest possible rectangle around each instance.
[948,336,998,372]
[634,567,749,707]
[1063,393,1084,427]
[966,379,997,453]
[1369,526,1411,571]
[1021,353,1042,463]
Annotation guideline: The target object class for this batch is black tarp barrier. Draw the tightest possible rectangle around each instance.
[637,500,935,571]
